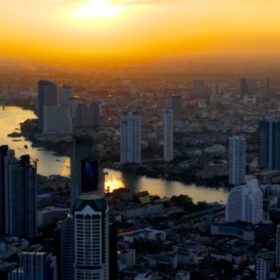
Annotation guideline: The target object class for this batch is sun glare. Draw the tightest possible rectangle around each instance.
[74,0,119,19]
[105,175,125,193]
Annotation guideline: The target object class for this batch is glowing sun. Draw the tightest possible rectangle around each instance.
[74,0,119,19]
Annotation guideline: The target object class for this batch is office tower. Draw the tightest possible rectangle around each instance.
[61,215,75,280]
[256,252,275,280]
[240,78,257,96]
[192,80,205,97]
[42,105,72,134]
[259,118,280,170]
[168,95,183,122]
[58,85,73,106]
[276,224,280,268]
[0,146,37,238]
[71,137,103,208]
[163,107,174,162]
[120,112,141,164]
[226,179,263,224]
[73,195,109,280]
[229,136,246,185]
[8,251,57,280]
[38,80,57,131]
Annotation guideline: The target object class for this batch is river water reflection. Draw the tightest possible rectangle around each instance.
[0,106,228,203]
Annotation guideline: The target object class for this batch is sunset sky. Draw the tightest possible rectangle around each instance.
[1,0,280,64]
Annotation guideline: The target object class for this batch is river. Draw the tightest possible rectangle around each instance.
[0,106,228,203]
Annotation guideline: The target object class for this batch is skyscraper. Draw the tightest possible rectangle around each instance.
[39,81,73,135]
[120,112,141,164]
[60,215,75,280]
[163,107,174,162]
[71,137,103,208]
[0,146,37,238]
[259,118,280,170]
[38,80,57,131]
[226,179,263,224]
[8,251,57,280]
[276,224,280,269]
[73,195,109,280]
[168,95,183,122]
[0,145,10,235]
[229,136,246,185]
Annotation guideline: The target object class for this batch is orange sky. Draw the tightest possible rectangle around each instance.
[1,0,280,64]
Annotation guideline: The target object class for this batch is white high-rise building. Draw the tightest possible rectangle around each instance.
[226,179,263,224]
[120,112,141,164]
[229,136,246,185]
[74,195,109,280]
[163,107,174,162]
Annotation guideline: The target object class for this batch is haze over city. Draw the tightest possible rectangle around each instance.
[2,1,280,280]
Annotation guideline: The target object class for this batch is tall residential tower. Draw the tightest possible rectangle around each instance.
[259,118,280,170]
[74,195,109,280]
[120,112,141,164]
[229,136,246,185]
[163,107,174,162]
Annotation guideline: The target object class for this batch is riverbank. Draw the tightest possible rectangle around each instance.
[0,106,228,202]
[16,117,230,189]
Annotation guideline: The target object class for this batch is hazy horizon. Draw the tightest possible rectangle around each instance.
[2,0,280,65]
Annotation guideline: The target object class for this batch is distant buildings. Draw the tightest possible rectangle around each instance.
[38,80,73,135]
[120,112,141,164]
[240,78,257,96]
[259,118,280,170]
[163,107,174,162]
[228,136,246,185]
[74,102,101,129]
[168,95,183,123]
[226,179,263,224]
[43,104,72,134]
[38,80,57,131]
[74,195,109,280]
[0,146,37,238]
[192,80,205,97]
[265,77,271,98]
[8,251,57,280]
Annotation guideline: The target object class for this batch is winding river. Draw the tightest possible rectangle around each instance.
[0,106,228,203]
